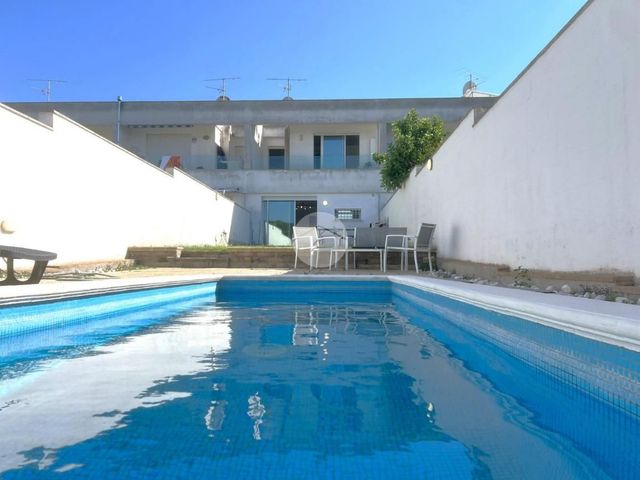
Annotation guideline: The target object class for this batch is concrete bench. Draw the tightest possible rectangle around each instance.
[0,245,57,285]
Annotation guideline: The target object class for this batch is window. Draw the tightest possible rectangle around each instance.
[313,135,359,169]
[217,145,227,169]
[335,208,361,220]
[345,135,359,168]
[268,148,285,169]
[313,136,321,169]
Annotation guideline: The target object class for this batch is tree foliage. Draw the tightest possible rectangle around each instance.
[373,109,445,191]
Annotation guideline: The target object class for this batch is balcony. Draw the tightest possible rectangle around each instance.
[192,155,380,171]
[187,164,385,195]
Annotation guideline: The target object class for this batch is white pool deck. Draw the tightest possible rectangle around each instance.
[0,272,638,352]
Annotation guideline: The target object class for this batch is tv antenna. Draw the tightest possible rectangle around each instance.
[267,77,306,100]
[204,77,239,101]
[28,79,67,101]
[454,68,490,96]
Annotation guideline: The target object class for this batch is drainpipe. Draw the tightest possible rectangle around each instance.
[116,96,123,144]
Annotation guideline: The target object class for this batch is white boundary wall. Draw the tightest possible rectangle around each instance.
[0,104,251,264]
[382,0,640,278]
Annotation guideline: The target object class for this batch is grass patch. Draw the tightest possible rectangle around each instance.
[181,244,292,252]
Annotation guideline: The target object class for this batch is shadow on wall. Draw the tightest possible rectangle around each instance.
[229,206,252,245]
[448,224,461,259]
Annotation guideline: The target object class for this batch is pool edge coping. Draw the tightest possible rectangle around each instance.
[0,275,221,307]
[387,275,640,352]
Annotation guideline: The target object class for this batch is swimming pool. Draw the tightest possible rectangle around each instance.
[0,278,638,479]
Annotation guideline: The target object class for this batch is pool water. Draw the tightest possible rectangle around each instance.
[0,281,638,479]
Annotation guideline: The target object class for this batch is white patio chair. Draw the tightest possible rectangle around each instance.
[383,223,436,273]
[292,227,338,270]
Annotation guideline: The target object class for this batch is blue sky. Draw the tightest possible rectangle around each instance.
[1,0,587,102]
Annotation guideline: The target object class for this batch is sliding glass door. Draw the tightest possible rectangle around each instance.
[294,200,316,226]
[264,200,295,246]
[313,135,360,169]
[263,200,317,245]
[322,136,345,169]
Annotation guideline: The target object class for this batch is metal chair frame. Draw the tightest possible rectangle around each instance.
[383,223,436,273]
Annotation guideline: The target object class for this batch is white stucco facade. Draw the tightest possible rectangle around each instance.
[188,169,390,244]
[9,98,495,246]
[0,104,251,265]
[382,0,640,277]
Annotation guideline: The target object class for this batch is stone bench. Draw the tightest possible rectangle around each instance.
[0,245,57,285]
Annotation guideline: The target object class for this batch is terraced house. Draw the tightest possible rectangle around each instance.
[11,95,496,245]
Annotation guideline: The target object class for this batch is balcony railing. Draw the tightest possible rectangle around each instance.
[188,155,381,171]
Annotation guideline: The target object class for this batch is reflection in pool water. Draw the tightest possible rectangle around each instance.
[0,282,637,479]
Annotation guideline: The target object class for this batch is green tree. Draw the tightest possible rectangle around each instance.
[373,109,445,190]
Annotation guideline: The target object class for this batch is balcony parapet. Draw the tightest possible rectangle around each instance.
[189,155,381,171]
[187,167,386,194]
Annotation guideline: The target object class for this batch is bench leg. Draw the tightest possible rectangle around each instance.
[0,257,16,285]
[0,258,49,286]
[28,261,49,284]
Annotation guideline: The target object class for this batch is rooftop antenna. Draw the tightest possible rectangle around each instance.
[267,77,306,100]
[28,79,67,101]
[455,68,489,96]
[204,77,239,101]
[462,73,478,96]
